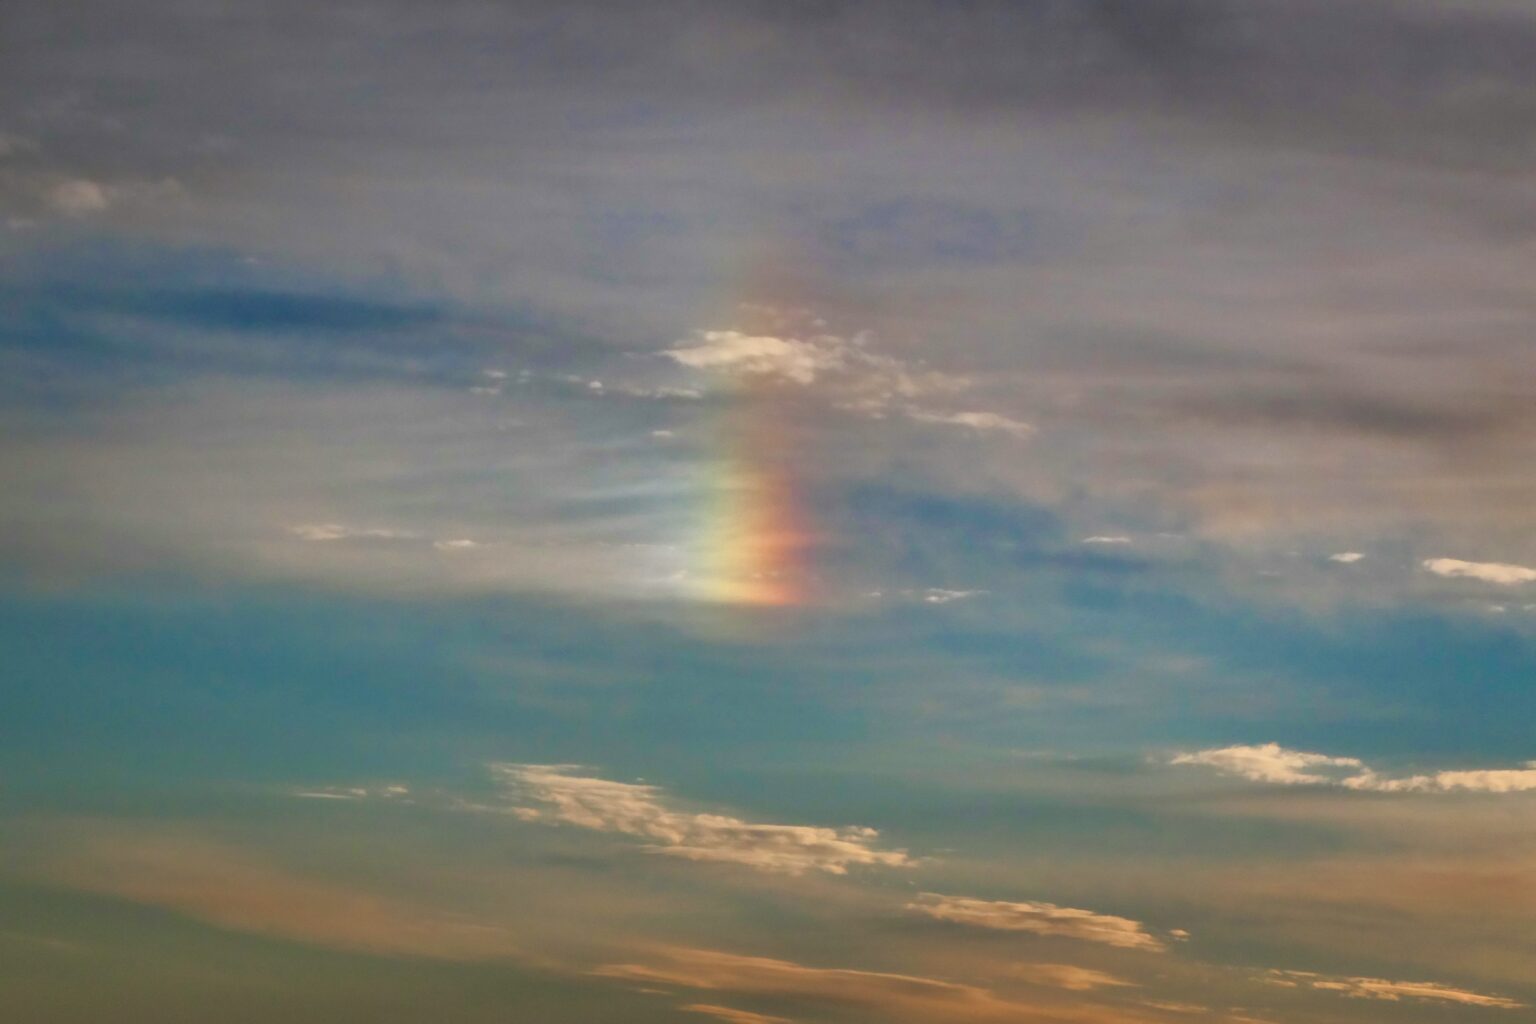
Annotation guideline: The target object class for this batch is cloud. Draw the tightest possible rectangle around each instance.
[593,946,1145,1024]
[1171,743,1536,793]
[922,588,984,604]
[903,408,1034,440]
[1014,964,1137,992]
[1342,764,1536,794]
[1169,743,1365,787]
[1328,552,1365,563]
[680,1005,795,1024]
[0,131,37,157]
[494,764,911,875]
[664,330,849,385]
[1263,970,1525,1009]
[289,523,420,542]
[30,832,524,962]
[662,324,971,420]
[1422,558,1536,585]
[46,178,110,215]
[907,894,1169,952]
[293,524,478,554]
[1081,536,1132,545]
[291,783,410,801]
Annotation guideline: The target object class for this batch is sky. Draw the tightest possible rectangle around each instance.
[2,1,1536,1021]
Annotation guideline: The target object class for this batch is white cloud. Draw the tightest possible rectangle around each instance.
[907,893,1169,952]
[1342,763,1536,793]
[664,330,848,385]
[1171,743,1536,794]
[1422,557,1536,585]
[433,538,478,551]
[493,764,911,875]
[1169,743,1364,786]
[662,327,967,415]
[1082,536,1132,545]
[923,588,984,604]
[903,408,1035,439]
[1013,963,1137,991]
[46,178,111,216]
[1263,970,1525,1009]
[1328,552,1365,563]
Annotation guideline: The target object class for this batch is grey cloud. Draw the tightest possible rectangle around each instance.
[5,0,1536,597]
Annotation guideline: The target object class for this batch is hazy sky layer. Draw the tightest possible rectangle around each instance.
[3,3,1535,1022]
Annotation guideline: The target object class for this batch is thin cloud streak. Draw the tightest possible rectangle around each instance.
[495,764,911,875]
[907,893,1170,952]
[1263,970,1526,1009]
[1172,743,1536,793]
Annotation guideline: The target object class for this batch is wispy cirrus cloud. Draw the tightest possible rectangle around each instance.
[902,408,1034,439]
[594,946,1153,1024]
[289,523,420,542]
[27,831,525,963]
[1171,743,1536,793]
[494,764,911,875]
[1263,970,1525,1009]
[906,893,1171,952]
[680,1004,795,1024]
[1013,964,1136,992]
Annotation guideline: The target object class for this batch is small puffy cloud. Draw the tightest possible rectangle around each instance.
[923,588,984,604]
[1014,964,1137,991]
[1171,743,1536,793]
[663,325,966,412]
[907,894,1169,952]
[1328,552,1365,563]
[904,408,1034,439]
[493,764,910,875]
[1263,970,1525,1009]
[1422,557,1536,585]
[681,1005,795,1024]
[47,178,111,216]
[1169,743,1364,786]
[664,330,848,385]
